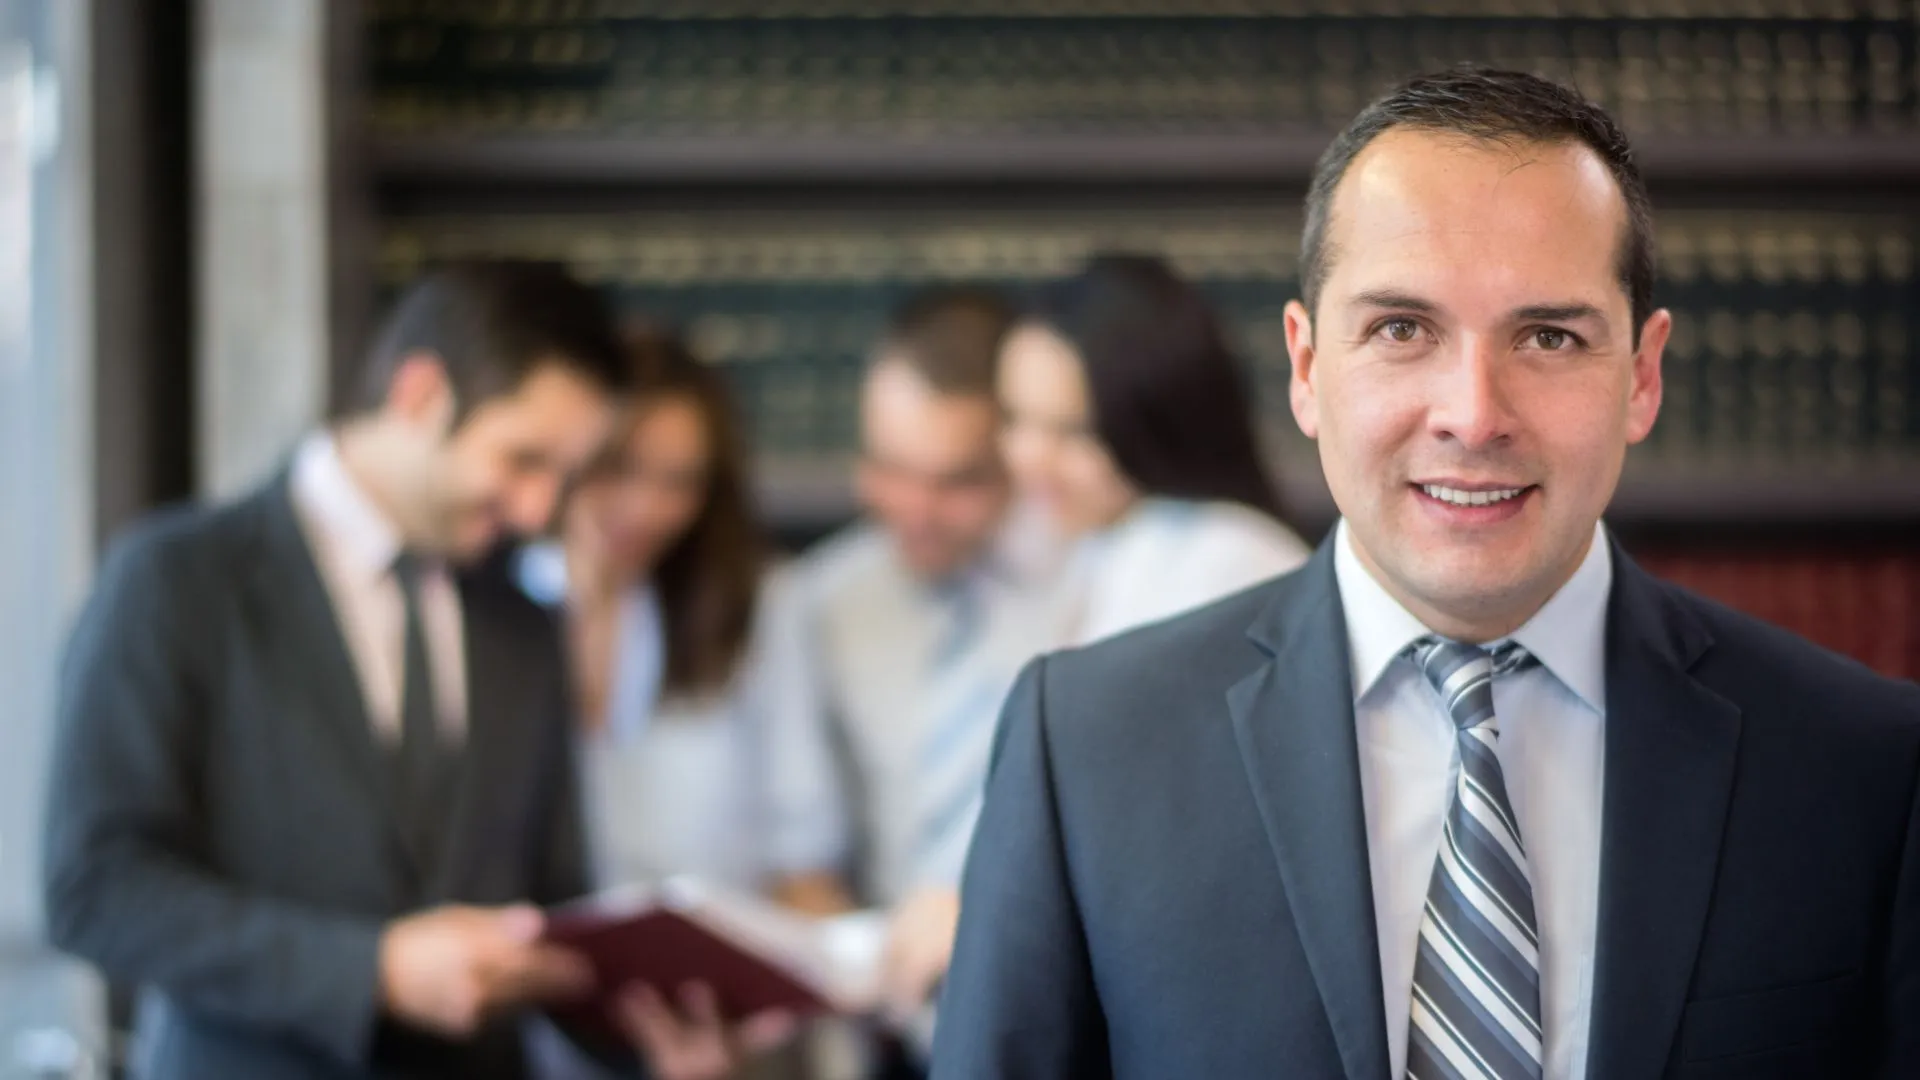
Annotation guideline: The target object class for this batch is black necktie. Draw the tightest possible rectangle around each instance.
[390,552,449,870]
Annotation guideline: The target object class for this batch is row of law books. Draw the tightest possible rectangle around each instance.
[1632,547,1920,679]
[377,210,1915,291]
[366,11,1918,138]
[377,212,1918,467]
[499,299,1919,465]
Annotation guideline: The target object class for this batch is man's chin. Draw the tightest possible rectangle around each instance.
[447,526,507,566]
[898,545,965,581]
[1396,554,1567,632]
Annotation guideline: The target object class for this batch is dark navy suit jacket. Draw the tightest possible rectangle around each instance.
[934,537,1920,1079]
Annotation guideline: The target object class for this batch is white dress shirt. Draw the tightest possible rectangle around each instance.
[289,433,467,743]
[1335,519,1610,1080]
[1063,498,1312,646]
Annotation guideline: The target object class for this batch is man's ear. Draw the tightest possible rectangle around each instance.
[1625,308,1669,446]
[1284,299,1321,440]
[385,351,456,433]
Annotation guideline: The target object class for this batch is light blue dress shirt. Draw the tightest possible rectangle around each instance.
[1336,519,1610,1080]
[756,517,1064,906]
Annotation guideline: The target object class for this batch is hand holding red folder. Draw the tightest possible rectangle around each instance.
[615,981,799,1080]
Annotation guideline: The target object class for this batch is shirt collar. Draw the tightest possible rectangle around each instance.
[1333,519,1436,703]
[1509,522,1611,714]
[291,432,406,585]
[1333,518,1611,713]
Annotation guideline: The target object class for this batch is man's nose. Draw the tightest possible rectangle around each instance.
[506,475,563,534]
[1426,339,1517,452]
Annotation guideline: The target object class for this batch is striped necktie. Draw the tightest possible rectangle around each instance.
[1405,636,1545,1080]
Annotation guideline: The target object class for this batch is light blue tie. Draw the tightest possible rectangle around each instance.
[905,577,1002,886]
[1405,637,1545,1080]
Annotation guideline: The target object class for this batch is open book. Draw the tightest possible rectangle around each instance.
[543,876,887,1028]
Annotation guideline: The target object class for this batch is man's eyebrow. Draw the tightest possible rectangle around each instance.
[1511,303,1606,323]
[1348,290,1440,313]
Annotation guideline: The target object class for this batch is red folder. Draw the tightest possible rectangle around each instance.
[541,879,881,1030]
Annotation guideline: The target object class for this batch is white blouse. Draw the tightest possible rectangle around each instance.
[1061,498,1313,647]
[516,544,772,893]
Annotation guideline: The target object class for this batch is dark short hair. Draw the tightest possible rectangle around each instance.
[1028,253,1283,519]
[1301,67,1655,343]
[357,260,630,416]
[875,284,1016,397]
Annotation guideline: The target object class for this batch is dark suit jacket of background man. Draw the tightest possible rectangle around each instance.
[42,473,610,1080]
[933,537,1920,1080]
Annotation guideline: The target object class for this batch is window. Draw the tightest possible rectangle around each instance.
[0,1,106,1075]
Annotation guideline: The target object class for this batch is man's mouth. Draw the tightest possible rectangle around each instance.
[1416,483,1532,508]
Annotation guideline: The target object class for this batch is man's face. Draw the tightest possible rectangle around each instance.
[856,357,1011,581]
[397,359,616,563]
[1285,129,1669,639]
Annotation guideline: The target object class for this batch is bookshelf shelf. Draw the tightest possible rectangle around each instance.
[371,132,1334,187]
[1607,466,1920,525]
[371,132,1920,189]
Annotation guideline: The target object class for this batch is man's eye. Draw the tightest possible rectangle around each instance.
[1534,327,1571,350]
[1379,318,1420,343]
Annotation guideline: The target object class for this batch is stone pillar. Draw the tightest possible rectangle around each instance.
[0,0,95,946]
[195,0,351,497]
[0,1,110,1072]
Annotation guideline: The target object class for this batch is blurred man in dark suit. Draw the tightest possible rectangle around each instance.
[934,69,1920,1080]
[44,262,636,1080]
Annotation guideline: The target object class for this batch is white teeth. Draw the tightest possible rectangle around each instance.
[1421,484,1525,507]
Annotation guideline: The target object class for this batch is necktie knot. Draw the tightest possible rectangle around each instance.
[1407,635,1538,733]
[390,550,427,594]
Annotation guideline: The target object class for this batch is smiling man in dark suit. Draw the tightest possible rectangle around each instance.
[43,262,636,1080]
[932,69,1920,1080]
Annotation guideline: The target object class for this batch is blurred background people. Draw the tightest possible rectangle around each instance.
[10,7,1916,1078]
[999,252,1314,646]
[793,255,1324,1073]
[519,329,772,893]
[757,285,1059,1078]
[519,329,793,1080]
[42,261,633,1080]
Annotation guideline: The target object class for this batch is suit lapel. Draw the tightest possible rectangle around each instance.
[1586,546,1742,1080]
[1228,543,1391,1080]
[243,476,410,857]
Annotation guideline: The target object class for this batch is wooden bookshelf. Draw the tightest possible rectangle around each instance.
[350,4,1920,533]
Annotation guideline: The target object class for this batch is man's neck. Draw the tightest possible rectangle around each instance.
[1346,526,1596,645]
[330,421,423,554]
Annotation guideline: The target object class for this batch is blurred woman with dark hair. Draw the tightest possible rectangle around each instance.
[518,328,771,890]
[518,328,810,1079]
[999,253,1311,645]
